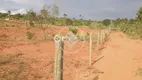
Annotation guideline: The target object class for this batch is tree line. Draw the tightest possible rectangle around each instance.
[0,4,142,27]
[0,4,142,38]
[0,4,92,26]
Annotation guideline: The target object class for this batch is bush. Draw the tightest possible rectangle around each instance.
[29,21,35,27]
[89,22,104,29]
[77,32,90,41]
[69,27,78,34]
[26,32,34,40]
[103,19,111,26]
[110,20,142,39]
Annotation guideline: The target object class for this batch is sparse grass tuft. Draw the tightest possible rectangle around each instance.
[136,67,142,77]
[0,53,28,80]
[26,32,34,40]
[0,54,11,65]
[0,53,52,80]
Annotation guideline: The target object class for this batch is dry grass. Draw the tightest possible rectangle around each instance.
[0,53,29,80]
[0,20,24,27]
[0,53,48,80]
[0,52,54,80]
[136,67,142,77]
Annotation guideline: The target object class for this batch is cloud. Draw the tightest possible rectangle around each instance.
[9,0,53,7]
[0,9,7,13]
[1,0,54,11]
[0,8,27,15]
[11,8,26,15]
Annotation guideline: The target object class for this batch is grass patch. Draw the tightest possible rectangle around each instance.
[0,20,24,27]
[136,67,142,77]
[69,26,78,35]
[26,32,34,40]
[0,53,30,80]
[0,53,52,80]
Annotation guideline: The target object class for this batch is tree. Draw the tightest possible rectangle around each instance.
[49,4,59,17]
[8,10,11,19]
[137,7,142,21]
[65,18,73,25]
[79,14,83,20]
[0,13,8,18]
[40,4,49,18]
[103,19,111,26]
[114,18,121,25]
[24,9,37,27]
[24,9,37,21]
[38,4,49,26]
[8,10,11,17]
[13,13,23,19]
[63,14,67,18]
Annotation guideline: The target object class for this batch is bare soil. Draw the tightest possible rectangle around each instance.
[0,26,142,80]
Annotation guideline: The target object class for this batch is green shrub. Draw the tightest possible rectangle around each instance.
[115,22,142,39]
[26,32,34,40]
[29,21,35,27]
[89,22,104,29]
[103,19,111,26]
[69,27,78,34]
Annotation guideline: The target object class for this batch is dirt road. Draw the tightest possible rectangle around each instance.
[95,32,142,80]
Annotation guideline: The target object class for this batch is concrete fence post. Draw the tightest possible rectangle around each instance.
[89,33,92,66]
[54,35,64,80]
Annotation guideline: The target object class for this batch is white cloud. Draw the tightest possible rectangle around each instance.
[0,8,27,15]
[11,8,26,15]
[0,9,7,13]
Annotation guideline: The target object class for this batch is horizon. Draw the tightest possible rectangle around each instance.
[0,0,142,20]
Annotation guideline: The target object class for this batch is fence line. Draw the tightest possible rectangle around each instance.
[53,27,111,78]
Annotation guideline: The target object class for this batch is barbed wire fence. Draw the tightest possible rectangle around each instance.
[53,27,112,80]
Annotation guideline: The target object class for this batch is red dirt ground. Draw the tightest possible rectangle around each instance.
[0,26,142,80]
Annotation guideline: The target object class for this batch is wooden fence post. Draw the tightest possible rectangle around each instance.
[54,35,64,80]
[89,33,92,66]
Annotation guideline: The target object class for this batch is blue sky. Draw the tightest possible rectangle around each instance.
[0,0,142,20]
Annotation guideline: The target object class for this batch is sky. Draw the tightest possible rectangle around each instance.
[0,0,142,20]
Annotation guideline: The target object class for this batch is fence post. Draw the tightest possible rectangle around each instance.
[100,30,103,44]
[109,27,111,33]
[89,33,92,66]
[96,31,100,54]
[54,35,64,80]
[102,30,105,42]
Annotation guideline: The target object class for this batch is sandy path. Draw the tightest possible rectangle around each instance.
[95,32,142,80]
